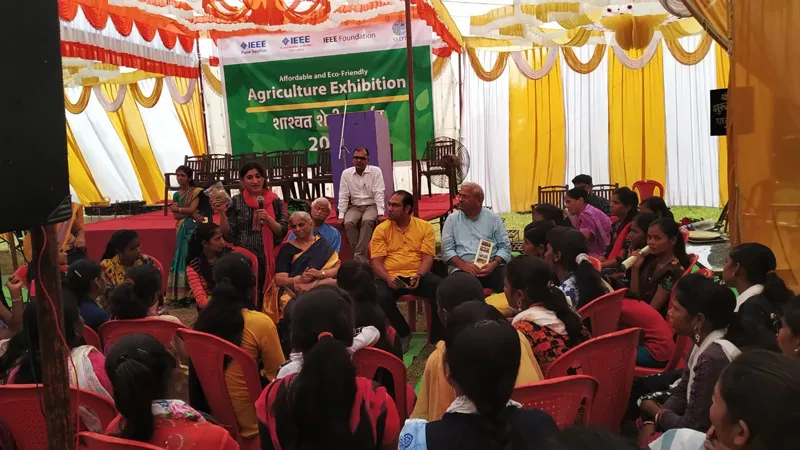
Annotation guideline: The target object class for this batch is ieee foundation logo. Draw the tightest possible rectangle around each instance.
[392,21,406,43]
[239,39,267,55]
[280,35,312,51]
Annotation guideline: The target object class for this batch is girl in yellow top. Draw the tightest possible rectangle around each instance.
[191,253,285,439]
[411,273,543,421]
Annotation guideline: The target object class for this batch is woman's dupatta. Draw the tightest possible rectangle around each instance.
[242,189,280,320]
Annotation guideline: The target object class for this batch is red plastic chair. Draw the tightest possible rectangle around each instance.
[176,329,261,450]
[83,325,102,351]
[79,432,163,449]
[0,385,118,450]
[632,180,664,200]
[352,347,414,420]
[577,289,626,337]
[98,318,186,352]
[231,245,260,301]
[512,375,599,429]
[545,328,641,432]
[146,254,164,280]
[634,335,692,377]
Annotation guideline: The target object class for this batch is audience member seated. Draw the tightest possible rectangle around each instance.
[191,253,284,440]
[400,313,558,450]
[100,229,157,307]
[14,246,68,298]
[507,256,590,373]
[0,276,24,341]
[639,196,674,221]
[64,259,109,331]
[215,162,288,316]
[651,350,800,450]
[619,298,675,368]
[778,296,800,358]
[565,188,612,258]
[545,426,637,450]
[412,276,544,421]
[256,286,400,450]
[337,260,402,357]
[722,243,795,351]
[278,286,380,380]
[605,212,657,287]
[337,147,386,262]
[602,187,639,267]
[522,220,555,259]
[533,203,572,227]
[545,227,612,309]
[104,334,238,449]
[273,211,340,324]
[287,197,341,253]
[442,182,512,293]
[371,190,444,349]
[108,265,182,324]
[0,298,112,430]
[628,218,690,316]
[186,223,232,310]
[572,174,611,215]
[637,274,740,446]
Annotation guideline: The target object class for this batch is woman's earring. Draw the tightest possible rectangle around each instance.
[693,327,701,344]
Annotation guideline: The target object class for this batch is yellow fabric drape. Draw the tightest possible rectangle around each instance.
[682,0,729,51]
[101,84,165,204]
[201,64,223,96]
[129,78,164,108]
[601,14,668,51]
[729,0,800,290]
[665,33,713,65]
[432,56,448,80]
[715,44,730,206]
[508,49,566,212]
[65,86,92,114]
[561,45,606,74]
[171,78,207,157]
[466,48,509,81]
[66,122,104,204]
[608,44,667,189]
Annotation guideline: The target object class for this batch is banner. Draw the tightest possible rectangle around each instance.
[220,21,435,161]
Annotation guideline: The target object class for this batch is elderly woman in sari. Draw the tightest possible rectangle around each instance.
[272,212,340,319]
[165,165,206,307]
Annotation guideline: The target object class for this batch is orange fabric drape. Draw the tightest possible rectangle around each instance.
[130,78,164,108]
[64,86,92,114]
[171,78,207,156]
[561,45,606,74]
[466,48,509,81]
[682,0,729,51]
[101,84,166,204]
[729,0,800,290]
[665,33,713,65]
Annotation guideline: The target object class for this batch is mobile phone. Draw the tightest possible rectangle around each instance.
[396,276,412,288]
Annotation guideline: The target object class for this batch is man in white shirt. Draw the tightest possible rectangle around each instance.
[337,147,386,261]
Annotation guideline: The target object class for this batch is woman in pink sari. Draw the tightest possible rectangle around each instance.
[215,162,288,322]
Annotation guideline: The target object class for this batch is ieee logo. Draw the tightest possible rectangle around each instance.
[239,40,267,55]
[281,35,311,48]
[392,21,406,36]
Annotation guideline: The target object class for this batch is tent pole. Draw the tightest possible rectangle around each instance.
[404,0,420,214]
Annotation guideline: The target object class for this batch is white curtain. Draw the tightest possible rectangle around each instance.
[663,35,720,207]
[461,50,511,212]
[432,55,459,140]
[65,87,143,202]
[137,78,195,174]
[561,45,610,185]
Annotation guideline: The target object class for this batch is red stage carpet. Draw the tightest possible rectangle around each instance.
[85,194,454,289]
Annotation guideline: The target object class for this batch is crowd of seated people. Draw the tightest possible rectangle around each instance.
[4,167,800,450]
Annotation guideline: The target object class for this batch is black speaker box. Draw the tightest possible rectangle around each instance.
[0,2,71,234]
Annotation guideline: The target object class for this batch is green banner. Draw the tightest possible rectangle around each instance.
[223,45,434,161]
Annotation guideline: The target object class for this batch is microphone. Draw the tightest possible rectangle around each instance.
[257,196,265,226]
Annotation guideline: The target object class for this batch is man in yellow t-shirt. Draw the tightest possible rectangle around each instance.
[370,190,443,352]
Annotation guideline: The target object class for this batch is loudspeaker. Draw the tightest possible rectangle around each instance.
[0,2,71,234]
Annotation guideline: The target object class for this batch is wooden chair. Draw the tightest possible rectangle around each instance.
[538,185,568,210]
[546,328,641,432]
[176,329,261,450]
[512,376,599,429]
[307,148,333,199]
[417,138,458,198]
[264,152,296,200]
[592,183,619,203]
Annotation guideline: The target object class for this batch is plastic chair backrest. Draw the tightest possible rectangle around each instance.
[0,385,118,450]
[606,222,632,261]
[79,432,164,449]
[545,328,641,432]
[146,254,164,280]
[631,180,664,200]
[577,289,626,337]
[511,375,599,429]
[231,245,260,300]
[99,318,186,351]
[176,329,262,447]
[83,325,102,350]
[352,347,410,420]
[665,335,692,372]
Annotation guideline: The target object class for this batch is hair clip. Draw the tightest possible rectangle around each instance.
[317,331,333,341]
[74,270,82,278]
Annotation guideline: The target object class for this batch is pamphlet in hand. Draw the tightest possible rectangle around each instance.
[474,239,494,268]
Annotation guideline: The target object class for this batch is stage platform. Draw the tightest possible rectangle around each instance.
[85,194,454,289]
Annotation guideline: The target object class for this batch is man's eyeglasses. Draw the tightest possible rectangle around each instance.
[353,156,368,161]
